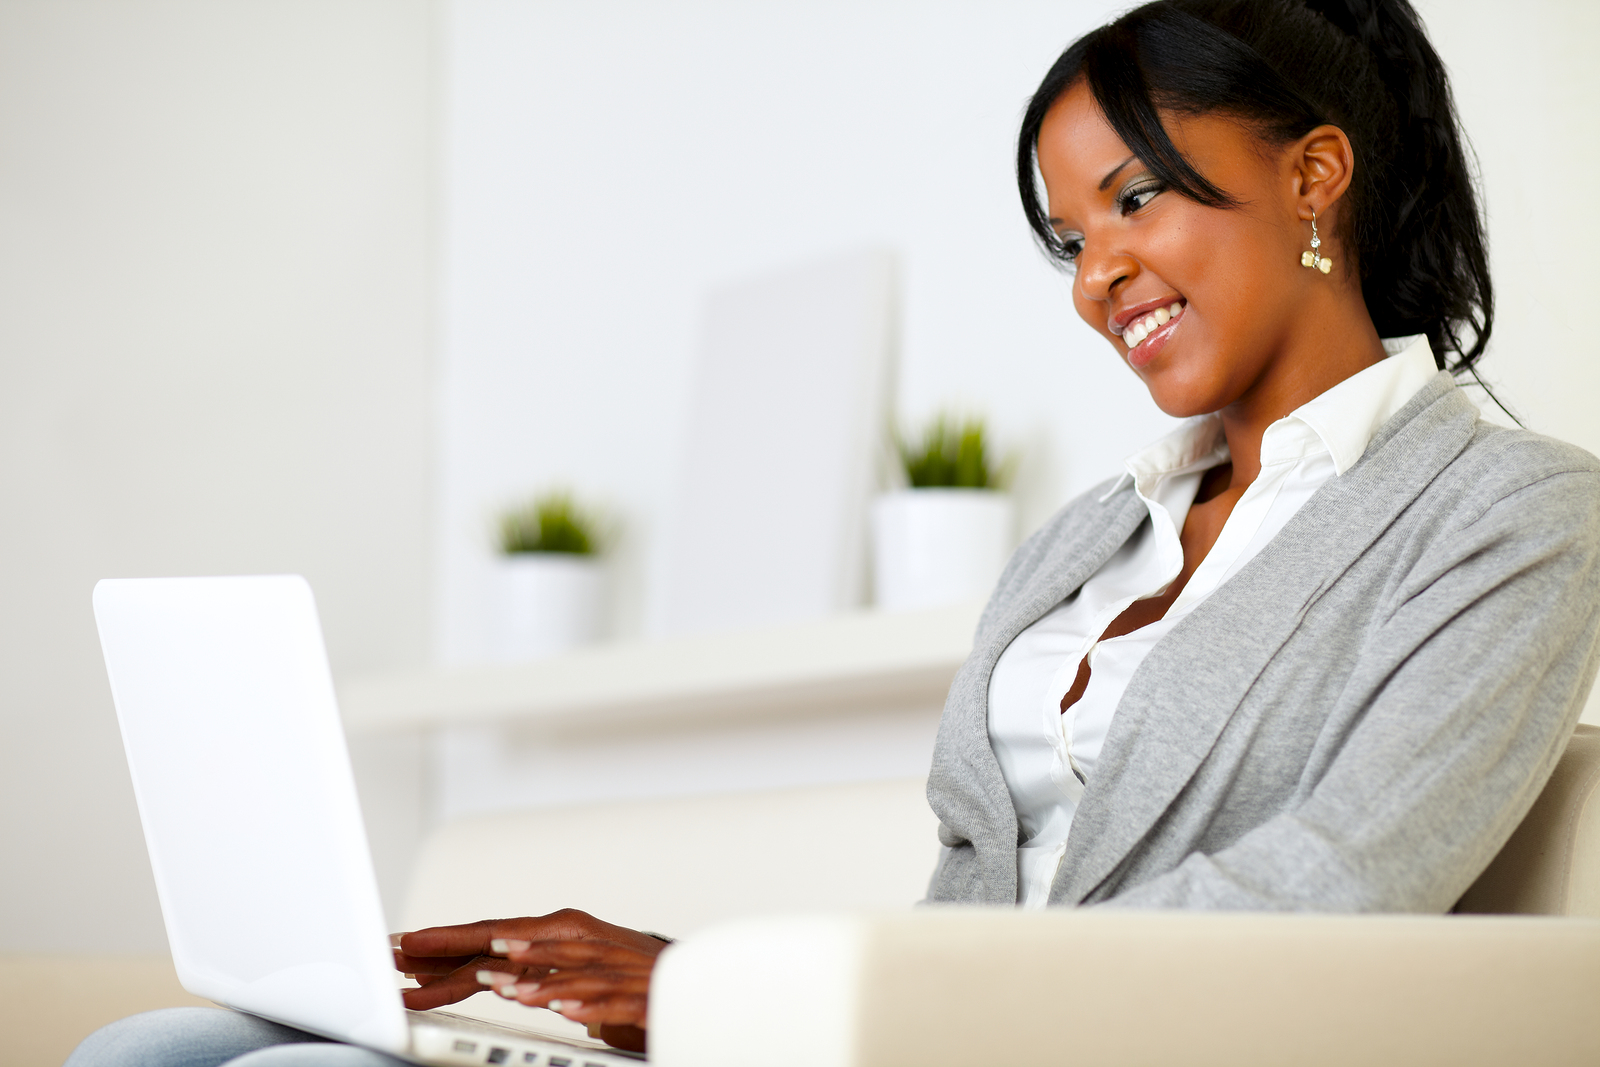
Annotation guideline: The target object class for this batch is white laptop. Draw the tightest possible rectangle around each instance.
[93,574,645,1067]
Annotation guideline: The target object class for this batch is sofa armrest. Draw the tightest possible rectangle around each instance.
[648,909,1600,1067]
[0,953,211,1067]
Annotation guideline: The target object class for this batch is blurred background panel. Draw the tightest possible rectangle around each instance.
[0,0,434,958]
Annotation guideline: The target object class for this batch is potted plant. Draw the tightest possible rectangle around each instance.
[494,491,607,660]
[872,414,1016,611]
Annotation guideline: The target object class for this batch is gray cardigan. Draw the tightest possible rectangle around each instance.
[925,374,1600,911]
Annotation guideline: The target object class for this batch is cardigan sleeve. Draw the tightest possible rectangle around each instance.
[1102,467,1600,912]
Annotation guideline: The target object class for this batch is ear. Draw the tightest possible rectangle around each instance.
[1291,124,1356,224]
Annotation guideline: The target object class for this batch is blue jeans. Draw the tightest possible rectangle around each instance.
[65,1007,410,1067]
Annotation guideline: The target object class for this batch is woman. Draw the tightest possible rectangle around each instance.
[69,0,1600,1062]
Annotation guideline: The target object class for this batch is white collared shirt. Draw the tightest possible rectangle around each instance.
[988,336,1441,907]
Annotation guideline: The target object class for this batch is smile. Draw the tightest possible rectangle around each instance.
[1124,301,1185,349]
[1121,301,1185,369]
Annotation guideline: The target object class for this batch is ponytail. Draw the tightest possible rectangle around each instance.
[1018,0,1494,374]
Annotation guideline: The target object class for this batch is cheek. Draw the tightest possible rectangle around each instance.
[1165,214,1291,333]
[1071,284,1111,340]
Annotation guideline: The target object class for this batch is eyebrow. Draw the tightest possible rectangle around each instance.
[1099,155,1138,192]
[1047,154,1144,231]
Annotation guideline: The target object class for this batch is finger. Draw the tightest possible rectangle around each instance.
[400,910,611,959]
[497,982,651,1025]
[505,939,656,970]
[400,960,535,1010]
[399,920,507,960]
[551,994,651,1029]
[394,949,487,976]
[403,972,491,1011]
[505,989,648,1026]
[598,1023,649,1054]
[501,974,651,1002]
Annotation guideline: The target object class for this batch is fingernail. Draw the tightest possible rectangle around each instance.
[511,982,540,996]
[403,973,416,981]
[547,999,581,1014]
[475,970,502,987]
[389,933,405,948]
[490,938,531,954]
[498,984,519,999]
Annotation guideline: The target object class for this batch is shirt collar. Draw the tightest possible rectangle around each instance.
[1103,415,1226,503]
[1288,334,1438,475]
[1100,334,1440,501]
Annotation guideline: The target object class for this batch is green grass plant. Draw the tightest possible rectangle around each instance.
[499,491,601,555]
[897,414,1004,489]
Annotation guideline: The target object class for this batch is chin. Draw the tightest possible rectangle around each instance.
[1137,376,1229,420]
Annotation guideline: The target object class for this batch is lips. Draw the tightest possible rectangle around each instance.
[1118,301,1186,369]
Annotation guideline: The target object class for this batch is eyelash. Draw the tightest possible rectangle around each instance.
[1117,178,1165,215]
[1055,177,1167,270]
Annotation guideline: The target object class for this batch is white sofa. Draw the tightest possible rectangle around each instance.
[409,725,1600,1067]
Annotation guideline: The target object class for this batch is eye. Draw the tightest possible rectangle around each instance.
[1117,178,1165,215]
[1054,231,1085,274]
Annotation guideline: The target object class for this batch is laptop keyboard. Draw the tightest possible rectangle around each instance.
[409,1009,646,1066]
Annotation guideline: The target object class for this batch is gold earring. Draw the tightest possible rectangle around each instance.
[1300,211,1333,274]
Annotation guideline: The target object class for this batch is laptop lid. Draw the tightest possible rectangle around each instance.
[93,574,410,1053]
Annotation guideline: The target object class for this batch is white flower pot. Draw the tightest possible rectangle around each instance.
[495,553,606,661]
[871,489,1016,611]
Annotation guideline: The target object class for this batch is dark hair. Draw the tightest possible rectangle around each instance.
[1017,0,1493,375]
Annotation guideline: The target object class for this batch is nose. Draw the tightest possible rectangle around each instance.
[1076,243,1137,304]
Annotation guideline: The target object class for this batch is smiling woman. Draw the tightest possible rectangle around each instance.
[64,1,1600,1064]
[927,0,1600,913]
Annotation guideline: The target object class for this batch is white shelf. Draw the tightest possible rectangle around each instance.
[337,601,983,735]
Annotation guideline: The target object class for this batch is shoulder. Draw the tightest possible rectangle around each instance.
[1366,419,1600,607]
[1360,377,1600,539]
[975,474,1142,635]
[1433,420,1600,528]
[1454,419,1600,484]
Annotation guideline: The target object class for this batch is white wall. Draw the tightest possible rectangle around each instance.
[1419,0,1600,459]
[0,1,435,953]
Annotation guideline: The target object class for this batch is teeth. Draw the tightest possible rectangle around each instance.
[1123,302,1185,350]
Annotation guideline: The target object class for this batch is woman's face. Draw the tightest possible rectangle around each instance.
[1036,80,1315,419]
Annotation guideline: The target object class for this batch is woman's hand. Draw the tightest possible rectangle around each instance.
[392,909,666,1052]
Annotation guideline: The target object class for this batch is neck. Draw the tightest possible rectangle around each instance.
[1217,288,1386,490]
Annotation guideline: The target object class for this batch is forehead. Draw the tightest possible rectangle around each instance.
[1036,79,1278,222]
[1035,80,1135,210]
